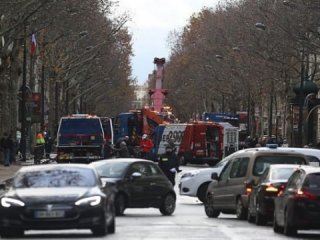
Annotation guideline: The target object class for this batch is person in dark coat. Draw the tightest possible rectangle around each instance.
[0,132,13,166]
[114,140,130,158]
[158,145,180,186]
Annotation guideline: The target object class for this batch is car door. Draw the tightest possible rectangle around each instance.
[146,163,171,205]
[125,162,152,206]
[225,157,250,209]
[276,170,303,226]
[212,158,234,209]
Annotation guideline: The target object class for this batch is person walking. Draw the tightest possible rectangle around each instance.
[0,132,12,167]
[158,145,180,186]
[140,134,154,159]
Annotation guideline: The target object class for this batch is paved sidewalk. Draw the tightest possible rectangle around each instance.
[0,160,34,183]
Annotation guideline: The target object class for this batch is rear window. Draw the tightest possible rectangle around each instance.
[59,118,102,134]
[253,155,306,176]
[270,168,297,181]
[303,173,320,190]
[58,118,103,145]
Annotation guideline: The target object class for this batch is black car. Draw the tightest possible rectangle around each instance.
[90,158,176,216]
[247,164,299,225]
[0,164,115,238]
[274,166,320,236]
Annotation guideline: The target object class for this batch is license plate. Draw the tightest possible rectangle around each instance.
[34,210,65,218]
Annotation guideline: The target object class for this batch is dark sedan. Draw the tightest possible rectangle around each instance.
[90,158,176,216]
[247,164,299,225]
[0,164,115,238]
[274,166,320,236]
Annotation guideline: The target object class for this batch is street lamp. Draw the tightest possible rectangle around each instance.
[20,22,28,162]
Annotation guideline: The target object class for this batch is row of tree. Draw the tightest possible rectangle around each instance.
[0,0,135,136]
[164,0,320,140]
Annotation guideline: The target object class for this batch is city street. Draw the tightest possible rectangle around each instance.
[1,164,320,239]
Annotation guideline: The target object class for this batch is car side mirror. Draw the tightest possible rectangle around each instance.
[131,172,142,179]
[211,172,219,180]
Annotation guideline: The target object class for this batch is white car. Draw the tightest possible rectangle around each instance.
[179,158,229,202]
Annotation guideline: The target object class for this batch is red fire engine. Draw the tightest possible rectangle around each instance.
[152,121,224,166]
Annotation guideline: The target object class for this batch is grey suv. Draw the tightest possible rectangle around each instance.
[204,146,309,219]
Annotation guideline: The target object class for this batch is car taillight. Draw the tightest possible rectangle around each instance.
[295,189,317,200]
[245,182,253,196]
[265,183,279,192]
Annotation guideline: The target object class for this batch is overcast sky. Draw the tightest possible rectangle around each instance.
[113,0,219,85]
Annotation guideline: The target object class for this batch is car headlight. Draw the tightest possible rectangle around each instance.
[181,170,200,179]
[1,197,25,208]
[75,196,102,206]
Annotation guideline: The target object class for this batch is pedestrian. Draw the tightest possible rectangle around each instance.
[167,137,177,153]
[34,131,45,164]
[0,132,12,167]
[140,134,154,159]
[44,130,53,158]
[281,139,289,147]
[114,140,130,158]
[158,145,180,186]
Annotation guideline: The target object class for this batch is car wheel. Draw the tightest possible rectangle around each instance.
[115,194,126,216]
[91,224,107,237]
[159,193,176,215]
[197,183,209,203]
[204,193,220,218]
[247,208,255,223]
[236,198,247,220]
[255,211,267,226]
[0,228,24,238]
[107,217,115,234]
[284,210,297,236]
[273,212,283,234]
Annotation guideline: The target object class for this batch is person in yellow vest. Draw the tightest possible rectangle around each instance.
[34,131,45,164]
[36,131,45,145]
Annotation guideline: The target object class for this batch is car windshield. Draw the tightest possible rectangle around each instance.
[253,156,306,176]
[13,168,96,188]
[92,161,131,178]
[270,167,297,181]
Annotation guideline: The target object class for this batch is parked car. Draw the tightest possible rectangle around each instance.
[273,165,320,236]
[204,146,309,219]
[0,164,115,238]
[179,158,229,202]
[247,164,300,225]
[90,158,176,216]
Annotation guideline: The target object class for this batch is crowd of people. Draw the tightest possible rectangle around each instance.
[0,129,53,167]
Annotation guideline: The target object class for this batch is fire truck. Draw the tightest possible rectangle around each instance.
[56,114,105,163]
[151,122,224,166]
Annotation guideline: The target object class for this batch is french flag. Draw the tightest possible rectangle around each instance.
[31,33,37,56]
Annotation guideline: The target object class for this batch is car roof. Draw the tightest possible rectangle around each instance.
[90,158,154,165]
[296,165,320,174]
[269,164,302,169]
[226,146,307,159]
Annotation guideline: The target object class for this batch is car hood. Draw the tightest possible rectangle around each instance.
[8,187,92,203]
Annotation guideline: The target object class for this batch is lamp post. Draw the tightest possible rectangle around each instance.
[20,22,27,162]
